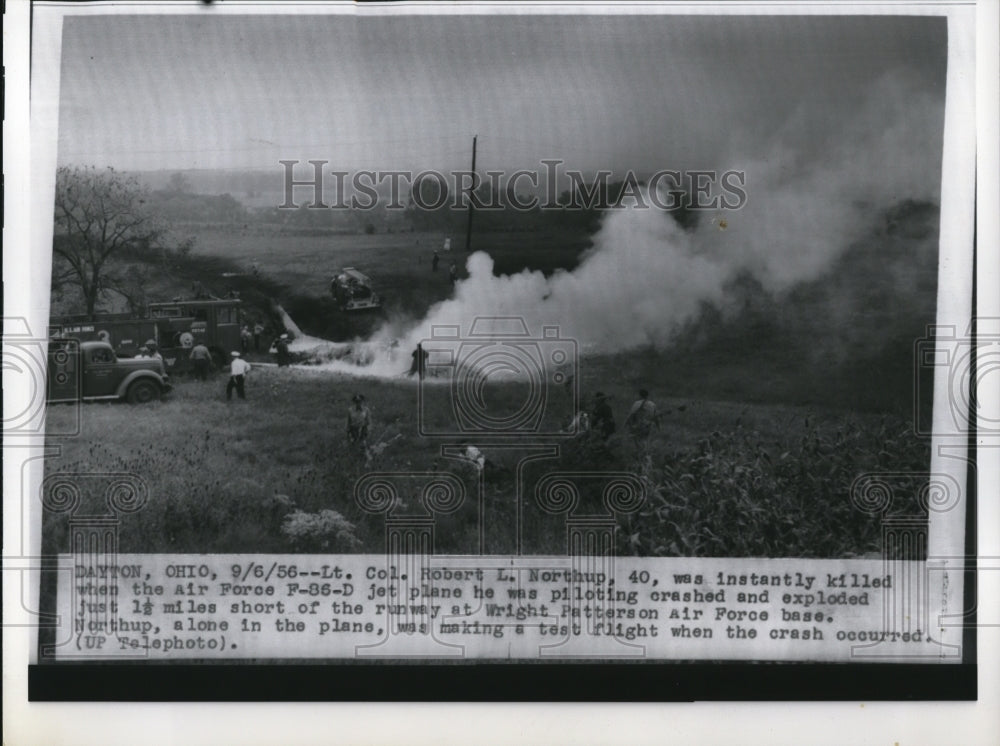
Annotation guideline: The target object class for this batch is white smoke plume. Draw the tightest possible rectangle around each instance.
[316,69,943,378]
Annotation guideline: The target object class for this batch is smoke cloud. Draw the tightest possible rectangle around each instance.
[318,69,944,378]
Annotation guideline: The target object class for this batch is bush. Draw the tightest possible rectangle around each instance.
[281,509,361,552]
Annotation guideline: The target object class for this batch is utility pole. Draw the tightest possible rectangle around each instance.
[465,135,477,252]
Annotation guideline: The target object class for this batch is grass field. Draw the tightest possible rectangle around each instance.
[42,356,928,560]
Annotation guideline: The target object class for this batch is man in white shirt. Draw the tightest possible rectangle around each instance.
[624,388,660,448]
[227,351,251,400]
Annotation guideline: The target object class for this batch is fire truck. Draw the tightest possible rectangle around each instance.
[47,339,171,404]
[48,299,243,373]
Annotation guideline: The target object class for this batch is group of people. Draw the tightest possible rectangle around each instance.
[240,322,266,353]
[182,342,247,399]
[178,327,292,401]
[577,388,662,449]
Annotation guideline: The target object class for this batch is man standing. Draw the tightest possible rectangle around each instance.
[253,321,264,352]
[624,388,660,449]
[409,343,428,379]
[227,351,251,401]
[240,325,251,354]
[346,394,372,449]
[590,392,616,440]
[448,262,459,286]
[275,333,291,368]
[432,250,440,272]
[190,343,212,381]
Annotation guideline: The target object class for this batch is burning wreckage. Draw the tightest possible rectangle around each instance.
[330,267,382,312]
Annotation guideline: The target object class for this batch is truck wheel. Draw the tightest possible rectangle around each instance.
[126,380,160,404]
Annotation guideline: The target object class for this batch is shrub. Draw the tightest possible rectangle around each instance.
[281,509,361,552]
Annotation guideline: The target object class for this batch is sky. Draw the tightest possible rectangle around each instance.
[56,13,947,176]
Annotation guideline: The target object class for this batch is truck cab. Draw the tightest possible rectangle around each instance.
[47,339,172,404]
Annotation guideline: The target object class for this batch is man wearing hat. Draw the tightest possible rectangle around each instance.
[227,351,251,400]
[589,392,616,440]
[275,333,291,368]
[142,339,163,363]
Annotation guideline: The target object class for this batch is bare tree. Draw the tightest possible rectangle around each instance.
[105,264,151,316]
[52,166,161,319]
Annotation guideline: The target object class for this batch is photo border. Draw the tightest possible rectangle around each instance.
[4,0,997,743]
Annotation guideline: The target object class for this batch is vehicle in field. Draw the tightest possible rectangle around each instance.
[47,339,172,404]
[49,299,242,373]
[330,268,382,311]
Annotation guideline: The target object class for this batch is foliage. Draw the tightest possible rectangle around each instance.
[281,509,361,552]
[166,172,193,194]
[619,414,929,558]
[52,166,163,318]
[148,190,247,225]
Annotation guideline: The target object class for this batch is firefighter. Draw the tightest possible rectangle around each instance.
[275,333,291,368]
[253,321,264,352]
[226,351,250,400]
[409,343,428,379]
[240,325,251,353]
[432,250,440,272]
[190,343,212,381]
[346,394,372,449]
[448,262,459,286]
[590,392,616,440]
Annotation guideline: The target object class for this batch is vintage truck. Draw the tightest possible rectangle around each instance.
[47,339,172,404]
